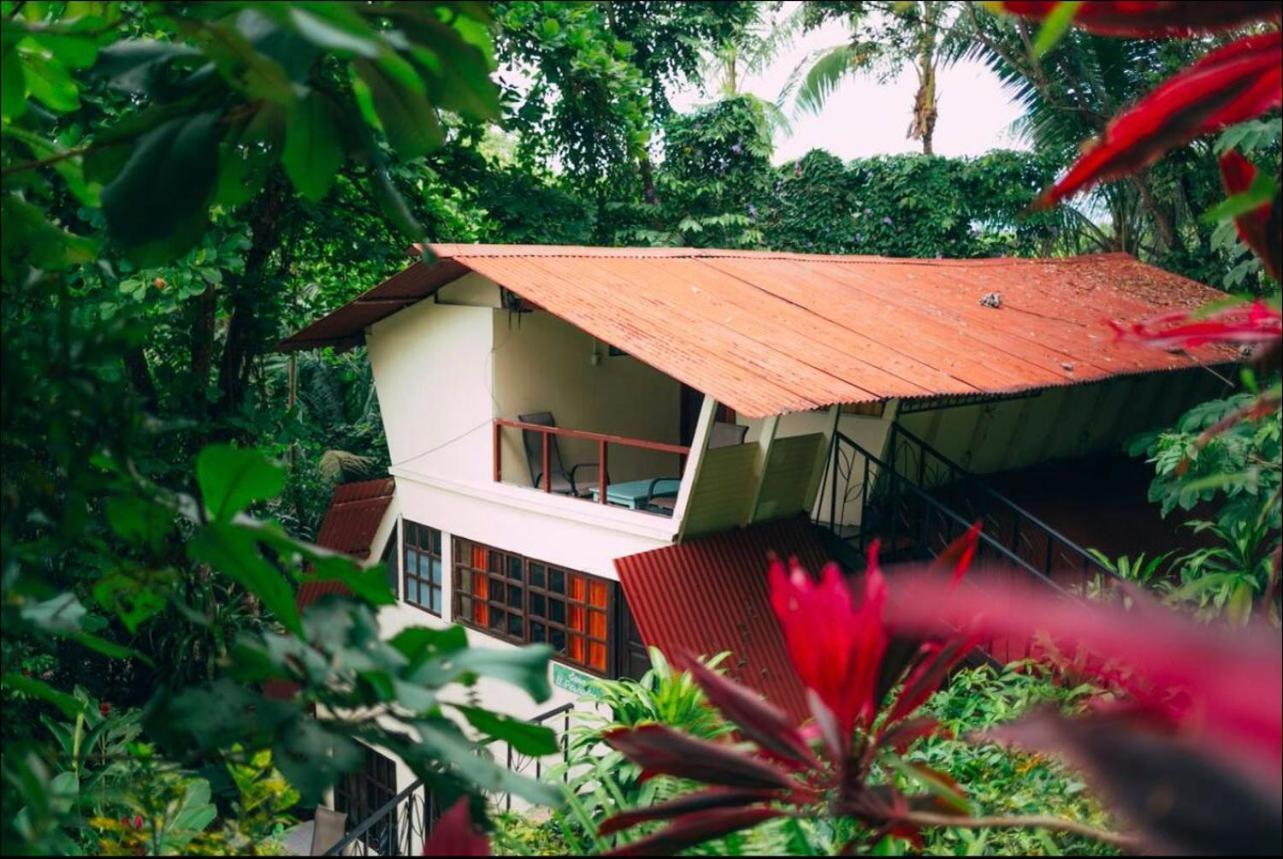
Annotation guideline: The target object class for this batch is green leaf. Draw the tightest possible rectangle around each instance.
[411,643,553,703]
[414,719,562,806]
[69,630,152,666]
[100,110,222,265]
[1032,2,1083,58]
[215,102,284,208]
[1201,173,1280,223]
[272,721,364,805]
[390,624,468,670]
[0,194,98,271]
[196,444,285,521]
[1,673,84,719]
[287,6,380,57]
[19,45,79,112]
[454,705,559,756]
[188,523,301,636]
[19,592,86,634]
[354,58,443,160]
[282,89,343,202]
[106,495,174,549]
[307,555,395,606]
[1,44,25,118]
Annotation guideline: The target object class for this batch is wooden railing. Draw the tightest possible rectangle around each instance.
[493,418,690,504]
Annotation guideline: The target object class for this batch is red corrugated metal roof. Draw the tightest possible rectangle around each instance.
[614,516,836,723]
[281,244,1236,418]
[297,477,395,609]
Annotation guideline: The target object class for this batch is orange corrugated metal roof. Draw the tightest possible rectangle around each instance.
[281,244,1236,418]
[297,477,395,609]
[614,516,836,723]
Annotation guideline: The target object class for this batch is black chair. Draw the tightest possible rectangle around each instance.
[518,411,603,496]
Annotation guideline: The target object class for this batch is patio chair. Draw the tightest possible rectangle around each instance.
[642,421,748,513]
[308,807,348,856]
[518,411,604,496]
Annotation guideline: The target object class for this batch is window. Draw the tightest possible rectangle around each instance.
[453,537,613,675]
[403,521,443,615]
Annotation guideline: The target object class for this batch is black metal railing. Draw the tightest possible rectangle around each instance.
[323,702,575,856]
[887,424,1116,586]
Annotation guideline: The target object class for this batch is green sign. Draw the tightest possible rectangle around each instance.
[552,662,598,698]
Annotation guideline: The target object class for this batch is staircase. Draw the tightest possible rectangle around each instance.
[814,424,1119,661]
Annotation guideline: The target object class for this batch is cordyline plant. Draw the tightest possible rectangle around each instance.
[594,527,1140,855]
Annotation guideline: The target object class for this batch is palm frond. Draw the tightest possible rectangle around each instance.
[781,43,860,117]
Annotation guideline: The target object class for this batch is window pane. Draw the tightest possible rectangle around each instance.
[588,581,608,608]
[507,556,523,580]
[430,529,441,555]
[404,548,415,576]
[488,609,505,632]
[406,579,420,607]
[507,613,524,638]
[471,544,487,569]
[530,593,546,618]
[529,563,545,588]
[507,584,523,607]
[549,599,565,624]
[488,551,501,573]
[589,610,606,638]
[429,586,441,614]
[568,634,585,664]
[549,568,565,594]
[568,574,585,601]
[568,605,585,632]
[530,621,545,643]
[474,573,488,599]
[459,596,472,618]
[549,628,566,653]
[589,642,607,672]
[430,557,442,586]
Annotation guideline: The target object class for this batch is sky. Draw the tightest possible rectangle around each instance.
[668,11,1030,164]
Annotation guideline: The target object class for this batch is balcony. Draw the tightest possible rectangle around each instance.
[492,416,691,516]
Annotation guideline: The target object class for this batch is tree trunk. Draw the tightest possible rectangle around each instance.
[190,281,217,420]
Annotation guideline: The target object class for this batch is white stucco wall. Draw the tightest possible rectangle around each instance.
[490,309,684,488]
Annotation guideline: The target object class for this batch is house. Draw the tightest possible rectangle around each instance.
[282,244,1233,839]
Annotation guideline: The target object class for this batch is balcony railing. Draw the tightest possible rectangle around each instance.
[492,418,690,510]
[323,702,574,856]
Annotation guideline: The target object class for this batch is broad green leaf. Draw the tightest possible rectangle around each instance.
[100,110,222,265]
[355,58,442,160]
[28,29,99,69]
[2,673,84,718]
[1201,173,1280,223]
[282,89,343,202]
[105,495,174,549]
[287,6,380,57]
[414,719,562,806]
[1,43,25,118]
[188,523,301,636]
[215,102,284,207]
[92,571,168,633]
[19,45,79,112]
[411,643,553,703]
[390,624,468,669]
[454,704,559,756]
[0,194,98,271]
[19,592,86,634]
[2,125,100,206]
[196,444,285,521]
[69,630,152,665]
[307,555,395,606]
[272,721,364,805]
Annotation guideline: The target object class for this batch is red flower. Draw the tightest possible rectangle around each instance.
[1219,150,1281,280]
[423,799,489,857]
[1109,299,1282,350]
[1036,32,1282,208]
[996,2,1282,37]
[99,701,111,717]
[769,549,888,740]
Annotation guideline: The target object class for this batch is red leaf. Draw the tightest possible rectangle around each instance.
[928,522,982,585]
[886,635,979,724]
[1110,299,1282,350]
[884,571,1283,780]
[598,788,778,836]
[603,724,798,791]
[680,653,819,769]
[996,1,1282,36]
[423,799,490,857]
[604,807,783,857]
[1219,150,1281,280]
[1036,32,1282,207]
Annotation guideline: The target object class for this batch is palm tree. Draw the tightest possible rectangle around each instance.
[782,1,965,155]
[700,4,796,140]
